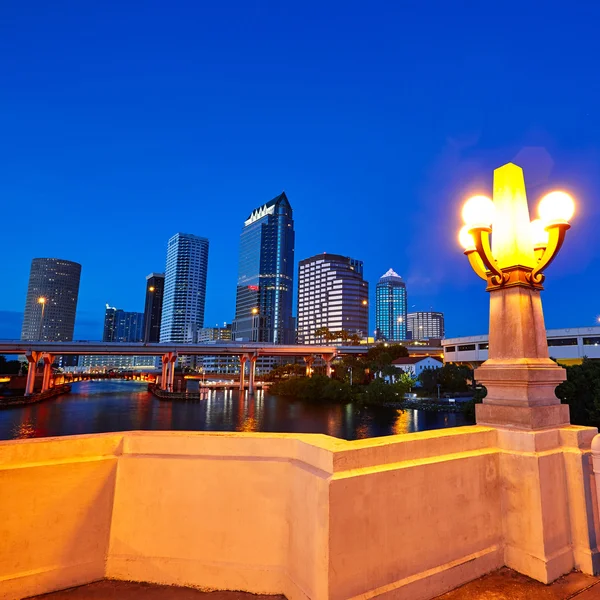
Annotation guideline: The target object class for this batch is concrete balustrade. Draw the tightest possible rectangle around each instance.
[1,426,599,600]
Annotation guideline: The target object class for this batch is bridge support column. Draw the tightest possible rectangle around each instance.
[168,354,177,392]
[248,354,257,395]
[25,351,41,396]
[41,353,54,393]
[304,356,314,377]
[239,355,249,391]
[161,355,169,391]
[322,353,335,378]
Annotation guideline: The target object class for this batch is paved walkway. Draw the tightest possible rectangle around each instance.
[28,568,600,599]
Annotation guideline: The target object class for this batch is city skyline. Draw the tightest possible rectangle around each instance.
[2,2,600,340]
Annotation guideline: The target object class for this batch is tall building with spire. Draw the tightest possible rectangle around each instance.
[232,192,295,344]
[375,268,407,341]
[160,233,209,344]
[21,258,81,342]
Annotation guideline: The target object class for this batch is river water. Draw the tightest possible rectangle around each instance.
[0,380,474,441]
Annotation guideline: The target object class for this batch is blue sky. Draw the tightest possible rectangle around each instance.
[1,0,599,340]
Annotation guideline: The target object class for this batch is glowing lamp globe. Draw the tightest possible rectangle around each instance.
[538,191,574,224]
[462,195,495,229]
[458,225,476,251]
[530,219,550,248]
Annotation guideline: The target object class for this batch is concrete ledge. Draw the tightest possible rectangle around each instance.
[0,561,104,600]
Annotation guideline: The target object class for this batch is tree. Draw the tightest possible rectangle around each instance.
[556,359,600,427]
[0,356,24,375]
[419,363,473,394]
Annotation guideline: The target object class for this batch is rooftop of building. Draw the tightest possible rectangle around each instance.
[298,252,362,266]
[392,356,443,365]
[244,192,291,224]
[378,268,404,281]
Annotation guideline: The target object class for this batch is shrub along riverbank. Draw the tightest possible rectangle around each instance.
[268,375,467,413]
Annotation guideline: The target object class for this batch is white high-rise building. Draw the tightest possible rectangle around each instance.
[407,311,445,341]
[297,253,368,345]
[160,233,209,345]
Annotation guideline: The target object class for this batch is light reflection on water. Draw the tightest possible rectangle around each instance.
[0,380,473,441]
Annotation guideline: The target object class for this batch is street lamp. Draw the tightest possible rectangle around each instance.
[251,307,259,315]
[37,297,46,340]
[458,162,574,429]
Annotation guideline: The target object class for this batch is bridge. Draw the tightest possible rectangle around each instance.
[0,341,367,395]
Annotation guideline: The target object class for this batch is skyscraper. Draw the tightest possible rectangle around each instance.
[21,258,81,341]
[297,253,369,344]
[103,305,145,342]
[375,268,407,341]
[232,192,295,344]
[407,311,445,341]
[160,233,209,344]
[143,273,165,343]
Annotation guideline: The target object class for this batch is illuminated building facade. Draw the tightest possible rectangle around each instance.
[21,258,81,342]
[297,253,369,344]
[160,233,209,344]
[103,306,144,343]
[407,311,445,341]
[375,268,407,341]
[232,192,295,343]
[143,273,165,343]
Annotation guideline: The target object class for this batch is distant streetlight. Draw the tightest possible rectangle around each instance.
[362,300,368,306]
[149,286,155,292]
[251,307,259,315]
[37,297,46,340]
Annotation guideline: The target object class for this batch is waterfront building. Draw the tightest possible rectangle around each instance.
[375,268,407,341]
[143,273,165,343]
[443,326,600,367]
[407,311,445,341]
[297,253,369,344]
[103,306,144,343]
[232,192,295,344]
[160,233,209,344]
[197,324,232,343]
[21,258,81,342]
[77,354,155,371]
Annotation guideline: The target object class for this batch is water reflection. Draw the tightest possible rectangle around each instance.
[0,380,474,442]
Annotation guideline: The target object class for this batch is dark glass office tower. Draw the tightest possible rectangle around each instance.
[21,258,81,341]
[143,273,165,343]
[376,269,407,341]
[232,192,295,344]
[103,306,144,342]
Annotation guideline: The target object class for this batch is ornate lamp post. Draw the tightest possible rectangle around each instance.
[458,162,574,429]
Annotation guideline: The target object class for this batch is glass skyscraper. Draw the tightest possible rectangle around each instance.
[103,305,145,342]
[375,268,407,341]
[232,192,295,344]
[160,233,209,344]
[143,273,165,343]
[21,258,81,342]
[297,253,369,344]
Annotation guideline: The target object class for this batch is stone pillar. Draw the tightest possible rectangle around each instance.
[41,353,54,393]
[304,356,314,377]
[470,165,600,583]
[248,355,257,395]
[239,355,247,391]
[25,351,41,396]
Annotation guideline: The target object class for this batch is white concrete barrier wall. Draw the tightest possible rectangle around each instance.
[0,427,597,600]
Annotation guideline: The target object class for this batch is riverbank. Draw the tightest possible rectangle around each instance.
[0,384,72,409]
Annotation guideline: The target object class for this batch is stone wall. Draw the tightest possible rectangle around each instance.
[0,426,597,599]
